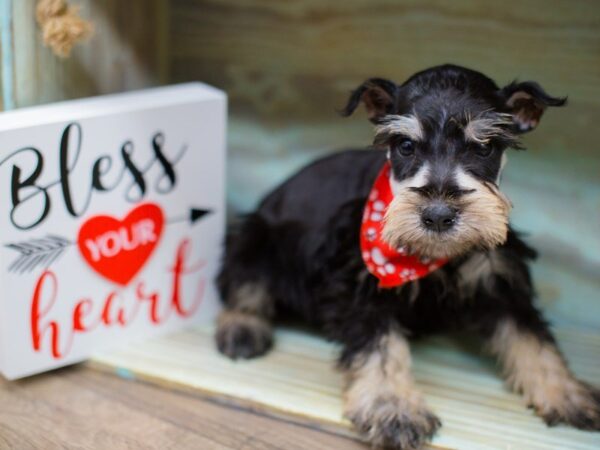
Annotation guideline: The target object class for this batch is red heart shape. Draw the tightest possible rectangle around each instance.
[77,203,164,286]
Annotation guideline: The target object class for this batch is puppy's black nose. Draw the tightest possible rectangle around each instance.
[421,204,456,232]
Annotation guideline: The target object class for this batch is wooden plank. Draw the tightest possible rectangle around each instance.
[0,365,366,450]
[0,0,13,111]
[0,0,4,111]
[93,246,600,450]
[171,0,600,276]
[170,0,600,157]
[92,323,600,450]
[8,0,169,109]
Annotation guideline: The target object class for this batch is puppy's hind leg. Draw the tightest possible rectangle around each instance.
[216,283,274,359]
[463,245,600,430]
[215,215,276,359]
[488,314,600,430]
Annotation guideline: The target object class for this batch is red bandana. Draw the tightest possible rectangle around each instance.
[360,162,448,288]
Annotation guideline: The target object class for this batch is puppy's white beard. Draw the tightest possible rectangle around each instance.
[383,168,511,259]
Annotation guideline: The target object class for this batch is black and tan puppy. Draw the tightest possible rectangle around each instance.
[216,64,600,449]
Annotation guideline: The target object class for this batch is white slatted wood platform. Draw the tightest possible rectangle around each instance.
[91,324,600,450]
[90,240,600,449]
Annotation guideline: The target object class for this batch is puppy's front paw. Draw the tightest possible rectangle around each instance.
[215,310,273,359]
[535,381,600,431]
[346,395,441,450]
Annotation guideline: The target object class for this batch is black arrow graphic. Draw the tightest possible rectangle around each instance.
[190,208,212,224]
[168,208,212,225]
[4,206,213,274]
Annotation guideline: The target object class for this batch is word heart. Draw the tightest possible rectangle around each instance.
[31,239,206,359]
[77,203,164,286]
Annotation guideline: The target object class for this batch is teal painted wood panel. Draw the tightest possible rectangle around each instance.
[0,0,14,110]
[228,119,599,247]
[171,0,600,159]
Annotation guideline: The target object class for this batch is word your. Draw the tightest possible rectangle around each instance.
[84,219,158,261]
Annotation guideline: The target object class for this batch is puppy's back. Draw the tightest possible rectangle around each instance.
[258,149,385,227]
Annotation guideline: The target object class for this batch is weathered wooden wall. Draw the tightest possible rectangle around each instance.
[171,0,600,158]
[1,0,598,271]
[170,0,600,277]
[0,0,169,110]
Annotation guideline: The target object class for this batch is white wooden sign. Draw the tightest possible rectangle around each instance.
[0,83,226,379]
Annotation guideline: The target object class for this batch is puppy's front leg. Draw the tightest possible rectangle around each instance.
[342,326,440,450]
[489,315,600,429]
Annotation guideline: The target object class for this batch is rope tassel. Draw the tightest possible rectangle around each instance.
[36,0,93,58]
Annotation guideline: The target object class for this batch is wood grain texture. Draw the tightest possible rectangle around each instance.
[0,0,13,110]
[92,253,600,448]
[92,253,600,450]
[92,324,600,450]
[0,365,366,450]
[4,0,169,109]
[171,0,600,156]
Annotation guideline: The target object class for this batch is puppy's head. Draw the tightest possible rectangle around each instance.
[343,64,565,259]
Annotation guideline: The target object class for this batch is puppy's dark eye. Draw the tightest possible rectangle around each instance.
[393,138,415,156]
[474,145,493,157]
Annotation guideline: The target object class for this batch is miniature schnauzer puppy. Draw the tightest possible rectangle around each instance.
[216,64,600,449]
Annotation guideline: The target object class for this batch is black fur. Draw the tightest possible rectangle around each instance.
[217,65,599,448]
[218,149,544,355]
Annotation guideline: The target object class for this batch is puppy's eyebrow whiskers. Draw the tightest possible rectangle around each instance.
[464,113,514,145]
[374,114,424,143]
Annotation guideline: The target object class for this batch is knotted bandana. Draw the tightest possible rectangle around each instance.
[360,162,448,288]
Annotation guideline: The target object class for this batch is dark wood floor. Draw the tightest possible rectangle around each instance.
[0,366,366,449]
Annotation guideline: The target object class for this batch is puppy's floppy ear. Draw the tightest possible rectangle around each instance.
[341,78,399,123]
[500,81,566,133]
